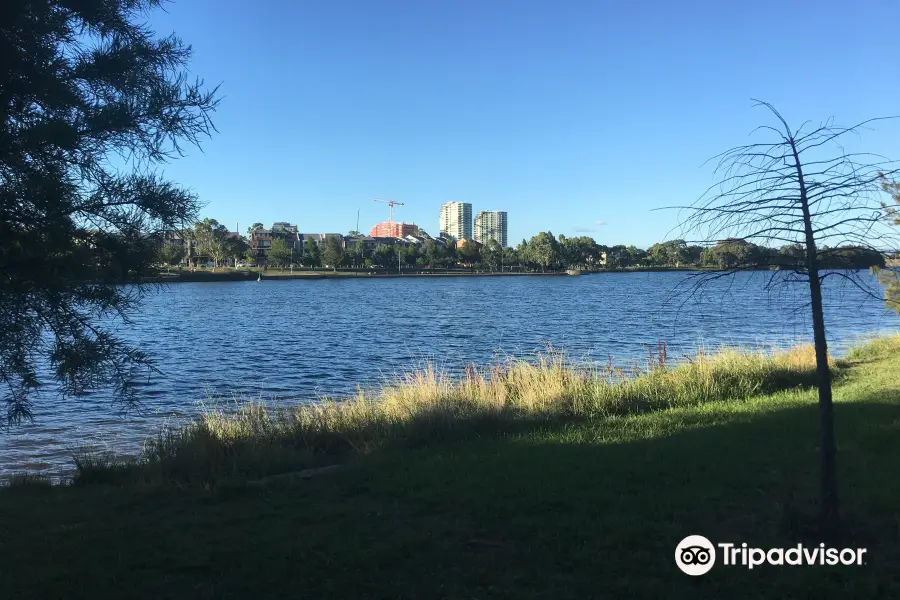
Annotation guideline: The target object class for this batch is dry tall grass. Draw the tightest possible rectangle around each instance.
[71,342,843,485]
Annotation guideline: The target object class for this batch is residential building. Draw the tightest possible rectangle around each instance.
[369,221,420,238]
[249,222,301,261]
[439,202,472,241]
[271,222,298,235]
[473,210,508,247]
[298,233,344,254]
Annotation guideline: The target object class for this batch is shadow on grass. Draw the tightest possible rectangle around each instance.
[3,395,900,600]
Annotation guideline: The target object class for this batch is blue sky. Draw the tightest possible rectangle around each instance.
[149,0,900,247]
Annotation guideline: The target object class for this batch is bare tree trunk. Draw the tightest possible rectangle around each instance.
[677,102,900,541]
[792,140,840,539]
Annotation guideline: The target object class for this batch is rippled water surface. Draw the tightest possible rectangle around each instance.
[4,271,899,476]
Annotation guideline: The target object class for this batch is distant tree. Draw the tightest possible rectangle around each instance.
[347,230,362,237]
[776,243,806,269]
[515,239,531,270]
[423,240,442,268]
[645,242,666,266]
[625,245,647,266]
[458,240,481,266]
[321,236,344,271]
[224,236,248,266]
[605,245,632,269]
[700,239,761,269]
[676,101,900,538]
[685,245,704,265]
[268,238,292,269]
[646,240,690,267]
[398,244,421,268]
[817,247,885,269]
[159,244,185,270]
[443,242,459,268]
[349,240,367,268]
[192,219,229,269]
[243,246,258,266]
[481,240,503,271]
[304,239,322,268]
[557,234,571,266]
[565,236,603,269]
[527,232,561,272]
[248,223,265,236]
[503,246,519,270]
[372,244,395,269]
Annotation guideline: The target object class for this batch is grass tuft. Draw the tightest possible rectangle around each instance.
[1,473,54,488]
[846,334,900,361]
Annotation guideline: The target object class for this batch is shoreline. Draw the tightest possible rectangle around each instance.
[150,266,721,283]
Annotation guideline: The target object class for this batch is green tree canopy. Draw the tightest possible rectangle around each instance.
[423,240,443,268]
[321,236,344,271]
[700,239,762,269]
[398,244,421,268]
[646,240,690,267]
[304,239,322,267]
[561,236,603,269]
[481,240,503,270]
[224,236,248,265]
[193,218,229,268]
[347,240,367,268]
[371,244,395,268]
[0,0,218,422]
[158,243,185,268]
[605,245,632,269]
[527,232,561,272]
[267,238,292,268]
[458,240,481,265]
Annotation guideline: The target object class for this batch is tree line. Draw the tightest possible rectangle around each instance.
[160,224,890,273]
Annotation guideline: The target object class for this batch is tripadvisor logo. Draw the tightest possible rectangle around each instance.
[675,535,716,576]
[675,535,867,576]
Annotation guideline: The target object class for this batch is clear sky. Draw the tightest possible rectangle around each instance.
[149,0,900,247]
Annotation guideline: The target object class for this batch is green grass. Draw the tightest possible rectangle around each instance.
[1,336,899,599]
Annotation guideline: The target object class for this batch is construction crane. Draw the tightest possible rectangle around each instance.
[371,198,405,223]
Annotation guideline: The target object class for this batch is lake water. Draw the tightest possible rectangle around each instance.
[3,270,899,477]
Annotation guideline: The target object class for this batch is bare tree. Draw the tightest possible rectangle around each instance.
[674,101,899,538]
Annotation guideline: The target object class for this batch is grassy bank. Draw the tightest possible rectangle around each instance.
[75,343,827,485]
[2,336,900,599]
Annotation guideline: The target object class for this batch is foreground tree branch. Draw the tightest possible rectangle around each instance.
[0,0,219,423]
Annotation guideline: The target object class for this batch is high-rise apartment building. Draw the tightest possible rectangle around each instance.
[439,202,473,240]
[474,210,508,247]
